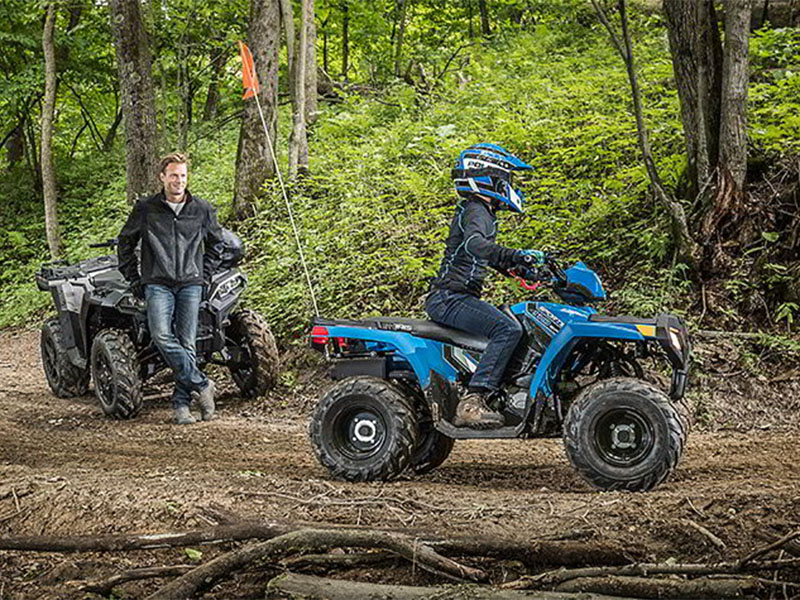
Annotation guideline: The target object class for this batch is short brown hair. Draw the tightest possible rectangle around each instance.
[159,152,188,174]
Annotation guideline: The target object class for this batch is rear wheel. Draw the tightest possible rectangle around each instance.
[411,424,454,475]
[563,377,686,492]
[310,377,419,482]
[41,318,89,398]
[226,309,279,398]
[90,329,143,420]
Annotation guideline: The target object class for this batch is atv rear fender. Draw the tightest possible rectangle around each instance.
[311,319,459,388]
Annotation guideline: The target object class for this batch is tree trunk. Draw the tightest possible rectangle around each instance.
[663,0,722,201]
[305,0,318,125]
[322,14,329,72]
[468,0,474,39]
[701,0,752,239]
[289,0,310,178]
[202,49,225,122]
[41,2,63,259]
[177,48,190,151]
[718,0,751,194]
[478,0,491,35]
[342,1,350,80]
[234,0,280,219]
[279,0,295,84]
[394,0,409,77]
[7,119,24,168]
[103,108,124,151]
[110,0,159,204]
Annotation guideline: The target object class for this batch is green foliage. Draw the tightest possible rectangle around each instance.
[1,2,800,349]
[750,28,800,155]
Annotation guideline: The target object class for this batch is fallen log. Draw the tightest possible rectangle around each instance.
[146,528,487,600]
[266,572,634,600]
[73,565,194,595]
[0,521,636,566]
[555,575,756,599]
[505,558,800,589]
[0,522,292,552]
[429,536,639,567]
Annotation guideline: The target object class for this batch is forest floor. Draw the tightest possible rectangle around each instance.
[0,327,799,598]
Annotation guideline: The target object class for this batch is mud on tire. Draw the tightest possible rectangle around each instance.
[90,329,143,419]
[310,377,419,482]
[41,317,89,398]
[563,377,686,492]
[226,309,279,398]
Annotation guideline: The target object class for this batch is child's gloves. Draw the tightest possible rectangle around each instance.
[515,249,546,267]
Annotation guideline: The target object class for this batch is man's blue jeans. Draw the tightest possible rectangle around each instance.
[425,287,523,392]
[145,284,208,408]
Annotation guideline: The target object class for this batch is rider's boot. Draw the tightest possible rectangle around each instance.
[453,389,504,429]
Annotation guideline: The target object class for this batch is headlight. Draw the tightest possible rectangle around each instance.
[668,328,682,353]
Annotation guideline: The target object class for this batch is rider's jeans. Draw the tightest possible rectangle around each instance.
[425,287,523,392]
[145,284,208,408]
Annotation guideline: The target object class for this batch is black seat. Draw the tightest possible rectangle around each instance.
[315,316,488,352]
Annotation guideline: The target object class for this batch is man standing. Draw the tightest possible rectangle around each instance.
[118,153,225,424]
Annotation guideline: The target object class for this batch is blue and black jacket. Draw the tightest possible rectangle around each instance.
[430,197,520,298]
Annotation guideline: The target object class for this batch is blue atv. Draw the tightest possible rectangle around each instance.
[308,254,691,491]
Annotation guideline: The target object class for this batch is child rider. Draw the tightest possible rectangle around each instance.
[426,143,544,429]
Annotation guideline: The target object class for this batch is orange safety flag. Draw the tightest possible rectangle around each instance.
[238,40,260,99]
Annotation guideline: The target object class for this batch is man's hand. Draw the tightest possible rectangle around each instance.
[515,249,546,267]
[129,281,145,300]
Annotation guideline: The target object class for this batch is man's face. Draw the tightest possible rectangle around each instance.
[160,162,188,199]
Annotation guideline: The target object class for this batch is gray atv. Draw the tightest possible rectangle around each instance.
[36,230,279,419]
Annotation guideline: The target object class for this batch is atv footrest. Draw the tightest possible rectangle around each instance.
[435,421,524,439]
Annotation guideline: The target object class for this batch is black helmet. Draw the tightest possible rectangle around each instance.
[219,229,245,268]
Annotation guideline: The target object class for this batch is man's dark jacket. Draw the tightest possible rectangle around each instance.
[117,190,225,288]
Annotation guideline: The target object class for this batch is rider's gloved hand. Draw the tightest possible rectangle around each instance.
[516,265,542,282]
[514,249,546,267]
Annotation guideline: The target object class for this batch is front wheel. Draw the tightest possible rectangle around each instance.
[310,377,419,482]
[563,377,686,492]
[90,329,143,419]
[226,309,279,398]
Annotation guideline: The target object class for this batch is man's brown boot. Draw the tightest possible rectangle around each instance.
[193,380,217,421]
[453,391,504,429]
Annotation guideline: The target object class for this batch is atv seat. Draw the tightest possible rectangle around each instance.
[315,316,489,352]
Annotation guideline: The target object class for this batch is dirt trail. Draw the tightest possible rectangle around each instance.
[0,328,799,598]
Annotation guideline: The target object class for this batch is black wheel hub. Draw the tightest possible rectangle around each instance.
[333,407,387,460]
[593,408,654,467]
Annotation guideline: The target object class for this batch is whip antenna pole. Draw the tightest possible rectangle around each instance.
[239,40,319,317]
[253,93,319,317]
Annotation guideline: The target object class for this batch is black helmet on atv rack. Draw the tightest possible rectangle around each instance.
[219,229,245,268]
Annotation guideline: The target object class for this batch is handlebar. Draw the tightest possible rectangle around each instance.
[89,238,119,248]
[509,251,567,291]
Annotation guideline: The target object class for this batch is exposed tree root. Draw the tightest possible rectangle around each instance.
[146,528,487,600]
[73,565,194,595]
